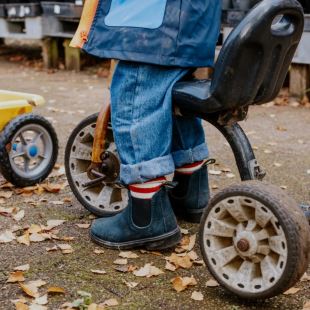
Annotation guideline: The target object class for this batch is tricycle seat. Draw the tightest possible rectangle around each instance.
[173,0,304,118]
[173,79,223,114]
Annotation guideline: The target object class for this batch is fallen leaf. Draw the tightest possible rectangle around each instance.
[122,280,139,288]
[165,261,176,272]
[7,271,25,283]
[180,228,189,235]
[28,280,46,288]
[171,276,197,292]
[46,220,66,230]
[91,269,107,275]
[191,291,204,301]
[274,162,283,167]
[283,287,301,295]
[119,251,139,259]
[166,253,193,269]
[226,173,235,179]
[29,233,46,243]
[301,273,310,282]
[0,191,13,199]
[28,224,42,234]
[19,282,39,298]
[113,258,128,265]
[29,304,47,310]
[47,287,65,294]
[303,301,310,310]
[58,244,74,254]
[46,245,58,252]
[14,264,30,272]
[17,232,30,246]
[206,279,219,287]
[75,223,90,229]
[94,249,105,254]
[13,210,25,222]
[34,295,48,305]
[0,230,16,243]
[100,299,119,307]
[14,301,29,310]
[133,263,164,278]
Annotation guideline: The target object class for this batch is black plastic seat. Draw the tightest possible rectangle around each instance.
[173,0,304,116]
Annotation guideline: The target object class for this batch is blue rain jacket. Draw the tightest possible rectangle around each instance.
[71,0,221,68]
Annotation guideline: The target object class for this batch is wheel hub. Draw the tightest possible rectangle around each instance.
[234,229,258,258]
[26,144,39,159]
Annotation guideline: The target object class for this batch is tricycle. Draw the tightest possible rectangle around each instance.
[65,0,310,300]
[0,90,58,187]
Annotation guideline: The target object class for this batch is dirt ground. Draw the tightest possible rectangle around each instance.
[0,47,309,310]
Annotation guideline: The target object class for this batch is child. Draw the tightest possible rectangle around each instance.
[71,0,221,249]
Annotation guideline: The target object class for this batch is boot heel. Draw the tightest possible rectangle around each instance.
[146,230,182,251]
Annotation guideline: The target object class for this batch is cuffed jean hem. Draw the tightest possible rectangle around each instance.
[172,143,209,168]
[121,155,175,185]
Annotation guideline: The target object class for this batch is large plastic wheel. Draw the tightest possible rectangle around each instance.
[0,114,58,187]
[65,113,128,217]
[199,181,310,300]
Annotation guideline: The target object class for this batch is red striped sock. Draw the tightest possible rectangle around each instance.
[176,160,206,175]
[129,177,167,200]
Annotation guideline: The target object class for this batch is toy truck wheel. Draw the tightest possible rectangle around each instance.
[65,113,128,217]
[199,181,310,300]
[0,114,58,187]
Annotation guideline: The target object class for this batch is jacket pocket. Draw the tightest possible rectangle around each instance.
[105,0,168,29]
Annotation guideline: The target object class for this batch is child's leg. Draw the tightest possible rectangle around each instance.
[110,61,189,184]
[90,61,189,250]
[169,115,210,223]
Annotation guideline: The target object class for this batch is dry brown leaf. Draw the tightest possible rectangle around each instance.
[34,295,48,305]
[133,263,164,278]
[171,276,197,292]
[41,183,64,193]
[122,280,139,288]
[29,304,47,310]
[100,299,119,307]
[47,287,65,294]
[94,249,105,255]
[209,170,222,175]
[13,210,25,222]
[46,220,65,230]
[301,273,310,282]
[165,261,176,272]
[46,245,58,252]
[0,191,13,199]
[303,301,310,310]
[28,224,42,234]
[76,223,90,229]
[14,301,29,310]
[0,230,16,243]
[14,264,30,272]
[166,253,193,269]
[206,279,219,287]
[17,232,30,246]
[283,287,301,295]
[29,233,46,243]
[191,291,204,301]
[180,228,189,235]
[19,282,39,298]
[119,251,139,259]
[113,258,128,265]
[0,206,14,215]
[7,271,25,283]
[91,269,107,275]
[58,244,74,254]
[50,201,64,206]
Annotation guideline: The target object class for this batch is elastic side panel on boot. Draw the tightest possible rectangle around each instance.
[131,197,152,227]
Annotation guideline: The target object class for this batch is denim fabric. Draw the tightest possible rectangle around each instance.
[111,61,209,185]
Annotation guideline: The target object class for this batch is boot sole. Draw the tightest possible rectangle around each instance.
[90,228,182,251]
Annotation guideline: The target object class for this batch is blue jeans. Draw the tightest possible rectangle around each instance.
[111,61,209,185]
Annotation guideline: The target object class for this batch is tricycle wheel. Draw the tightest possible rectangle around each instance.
[0,113,58,187]
[199,181,310,300]
[65,113,128,217]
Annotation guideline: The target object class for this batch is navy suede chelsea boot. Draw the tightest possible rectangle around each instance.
[169,165,210,223]
[90,187,181,250]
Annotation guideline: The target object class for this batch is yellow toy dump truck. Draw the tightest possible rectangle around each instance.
[0,90,58,187]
